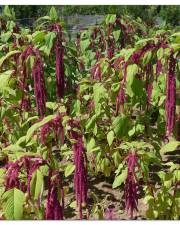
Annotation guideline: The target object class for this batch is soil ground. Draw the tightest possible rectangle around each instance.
[64,175,147,220]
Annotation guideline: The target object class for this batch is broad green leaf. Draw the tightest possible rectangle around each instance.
[115,163,124,174]
[105,14,116,25]
[69,200,76,209]
[49,6,58,22]
[126,64,138,94]
[26,115,56,142]
[1,32,12,43]
[171,32,180,37]
[0,51,21,68]
[112,151,121,167]
[2,188,25,220]
[113,30,121,42]
[71,99,81,116]
[46,102,58,110]
[87,138,96,152]
[112,115,131,138]
[22,116,39,127]
[100,158,111,177]
[157,48,164,60]
[160,141,180,155]
[142,51,152,66]
[93,83,107,105]
[3,6,12,18]
[112,168,127,188]
[3,144,24,154]
[85,114,97,132]
[0,70,12,92]
[65,163,75,177]
[30,169,44,200]
[32,31,46,43]
[128,126,136,137]
[80,39,90,51]
[43,32,56,56]
[107,130,114,146]
[158,95,166,106]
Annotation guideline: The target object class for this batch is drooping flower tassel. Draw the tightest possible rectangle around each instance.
[32,51,46,118]
[5,160,21,190]
[69,120,88,219]
[165,50,176,137]
[45,169,64,220]
[53,24,65,100]
[124,151,139,219]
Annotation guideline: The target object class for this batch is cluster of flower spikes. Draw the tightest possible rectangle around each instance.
[49,23,64,100]
[45,169,64,220]
[69,119,88,219]
[5,156,47,194]
[115,42,169,115]
[40,113,64,146]
[165,50,176,137]
[115,16,129,49]
[89,27,106,56]
[124,151,139,219]
[19,45,46,116]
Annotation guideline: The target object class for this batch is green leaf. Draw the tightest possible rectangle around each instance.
[0,70,12,92]
[71,99,81,116]
[128,126,136,137]
[126,64,138,97]
[46,102,58,110]
[112,115,131,138]
[112,151,121,167]
[113,30,121,42]
[105,14,116,25]
[87,138,96,152]
[26,115,56,142]
[3,144,24,154]
[43,32,56,56]
[32,31,46,43]
[0,51,21,68]
[80,39,90,51]
[1,32,12,43]
[49,7,58,22]
[142,51,152,66]
[69,200,76,209]
[65,163,75,177]
[107,130,114,146]
[157,48,164,60]
[93,83,107,105]
[160,141,180,155]
[158,95,166,106]
[101,158,111,177]
[115,163,124,175]
[30,169,44,200]
[85,114,97,132]
[2,188,25,220]
[112,168,127,188]
[3,6,12,18]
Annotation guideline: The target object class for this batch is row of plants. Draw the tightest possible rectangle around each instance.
[0,6,180,220]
